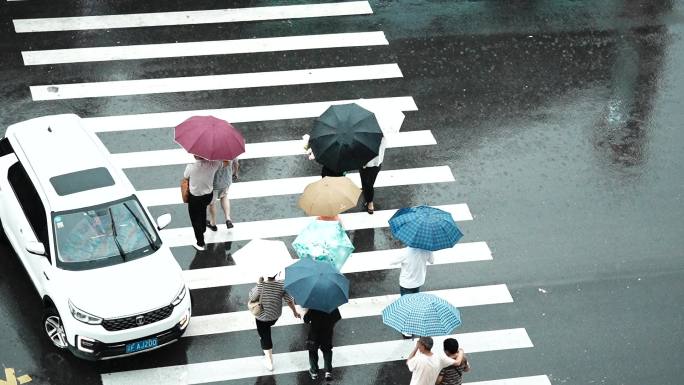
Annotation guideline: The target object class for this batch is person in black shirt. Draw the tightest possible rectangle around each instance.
[304,307,341,381]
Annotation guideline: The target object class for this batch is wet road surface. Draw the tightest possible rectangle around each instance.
[1,1,683,384]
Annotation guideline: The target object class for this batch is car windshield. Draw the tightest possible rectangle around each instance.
[53,196,160,270]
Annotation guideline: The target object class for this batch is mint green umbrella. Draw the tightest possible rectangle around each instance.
[292,220,354,271]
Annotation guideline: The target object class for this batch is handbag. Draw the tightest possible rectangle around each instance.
[180,178,190,203]
[247,284,263,316]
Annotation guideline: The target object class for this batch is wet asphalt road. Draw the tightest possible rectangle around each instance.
[1,1,684,384]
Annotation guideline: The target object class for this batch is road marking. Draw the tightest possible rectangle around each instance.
[30,63,403,101]
[22,31,389,65]
[13,1,373,32]
[185,284,512,337]
[467,376,552,385]
[101,328,533,384]
[160,203,472,247]
[138,165,452,207]
[112,130,434,168]
[184,241,492,289]
[83,96,418,132]
[0,369,32,385]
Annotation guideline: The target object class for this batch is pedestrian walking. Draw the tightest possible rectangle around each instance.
[206,159,239,231]
[183,156,221,251]
[437,338,470,385]
[390,247,434,337]
[359,137,386,214]
[391,247,434,296]
[304,307,341,381]
[406,337,463,385]
[248,275,301,371]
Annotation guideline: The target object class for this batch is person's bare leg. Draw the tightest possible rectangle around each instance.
[221,195,231,220]
[208,200,217,225]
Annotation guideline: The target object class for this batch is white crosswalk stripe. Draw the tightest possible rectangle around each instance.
[101,328,534,385]
[184,241,492,289]
[30,63,404,100]
[161,204,472,247]
[22,31,389,65]
[83,96,417,132]
[112,130,436,168]
[138,165,454,207]
[13,1,373,32]
[185,285,512,337]
[10,1,549,383]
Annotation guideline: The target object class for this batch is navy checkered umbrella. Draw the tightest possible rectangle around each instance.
[388,205,463,251]
[382,293,462,337]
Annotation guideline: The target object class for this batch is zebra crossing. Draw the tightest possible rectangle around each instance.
[11,1,550,384]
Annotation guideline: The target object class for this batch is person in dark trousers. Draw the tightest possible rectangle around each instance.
[184,156,221,251]
[249,275,300,371]
[359,137,386,214]
[304,307,341,381]
[321,166,344,178]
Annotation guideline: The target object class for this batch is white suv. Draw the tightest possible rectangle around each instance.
[0,114,191,360]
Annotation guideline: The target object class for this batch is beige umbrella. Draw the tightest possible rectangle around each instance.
[298,176,361,216]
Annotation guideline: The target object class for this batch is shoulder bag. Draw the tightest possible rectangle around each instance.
[247,284,263,316]
[180,178,190,203]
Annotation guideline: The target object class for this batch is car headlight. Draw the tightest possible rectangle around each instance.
[171,284,187,306]
[68,300,103,325]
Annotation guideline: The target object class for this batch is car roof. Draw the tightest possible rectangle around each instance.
[5,114,134,212]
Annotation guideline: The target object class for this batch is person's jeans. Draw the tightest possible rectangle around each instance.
[400,286,420,296]
[308,340,333,372]
[255,318,277,350]
[359,165,381,203]
[187,192,213,246]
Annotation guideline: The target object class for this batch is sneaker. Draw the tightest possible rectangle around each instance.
[192,243,206,251]
[206,221,218,232]
[308,369,318,380]
[264,356,273,371]
[324,372,333,381]
[401,332,413,339]
[225,219,234,229]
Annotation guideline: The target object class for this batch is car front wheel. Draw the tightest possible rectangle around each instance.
[44,307,68,349]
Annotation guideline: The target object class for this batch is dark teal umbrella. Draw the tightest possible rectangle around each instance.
[309,103,384,173]
[284,258,349,313]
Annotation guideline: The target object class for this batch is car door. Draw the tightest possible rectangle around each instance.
[0,153,52,296]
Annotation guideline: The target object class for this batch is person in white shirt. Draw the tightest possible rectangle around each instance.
[406,337,463,385]
[391,246,434,296]
[183,156,221,251]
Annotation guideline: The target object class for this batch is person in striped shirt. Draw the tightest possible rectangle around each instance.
[249,275,301,371]
[436,338,470,385]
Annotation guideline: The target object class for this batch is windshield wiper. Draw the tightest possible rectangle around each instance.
[108,208,126,262]
[123,202,158,251]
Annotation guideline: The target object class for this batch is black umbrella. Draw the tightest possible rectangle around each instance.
[309,103,384,172]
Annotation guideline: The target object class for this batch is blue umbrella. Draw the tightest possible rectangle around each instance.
[382,293,462,336]
[388,205,463,251]
[284,258,349,313]
[292,220,354,271]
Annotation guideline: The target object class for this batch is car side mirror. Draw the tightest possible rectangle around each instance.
[156,213,171,230]
[26,241,46,256]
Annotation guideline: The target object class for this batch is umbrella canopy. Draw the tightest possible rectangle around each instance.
[174,115,245,160]
[389,205,463,251]
[292,220,354,271]
[382,293,462,336]
[309,103,384,173]
[232,239,295,278]
[299,177,361,216]
[284,258,349,313]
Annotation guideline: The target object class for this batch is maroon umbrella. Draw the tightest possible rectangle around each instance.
[174,116,245,160]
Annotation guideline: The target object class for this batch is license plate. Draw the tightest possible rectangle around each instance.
[125,338,158,354]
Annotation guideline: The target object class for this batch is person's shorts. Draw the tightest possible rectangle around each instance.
[213,187,229,200]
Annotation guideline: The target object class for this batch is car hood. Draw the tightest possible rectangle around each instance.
[57,249,184,319]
